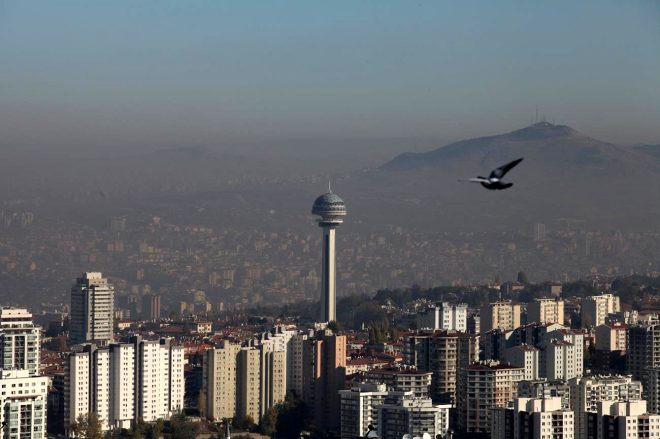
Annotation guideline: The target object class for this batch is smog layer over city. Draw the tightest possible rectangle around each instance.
[0,2,659,439]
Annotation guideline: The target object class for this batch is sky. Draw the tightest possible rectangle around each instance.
[1,0,660,153]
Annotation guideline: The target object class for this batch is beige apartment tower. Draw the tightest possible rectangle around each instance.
[527,298,564,325]
[203,341,286,424]
[581,294,620,327]
[481,301,521,332]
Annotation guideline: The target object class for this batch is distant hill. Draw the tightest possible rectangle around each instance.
[382,122,657,174]
[324,122,660,232]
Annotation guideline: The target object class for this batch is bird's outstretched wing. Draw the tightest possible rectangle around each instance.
[489,158,523,179]
[467,177,490,183]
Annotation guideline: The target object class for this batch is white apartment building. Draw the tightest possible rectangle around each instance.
[595,323,628,352]
[0,370,49,439]
[339,383,393,439]
[540,329,584,381]
[581,294,620,328]
[64,337,183,434]
[0,308,41,376]
[417,302,468,332]
[594,400,660,439]
[505,345,540,380]
[569,375,643,439]
[377,394,451,439]
[134,337,185,422]
[517,379,571,410]
[527,298,565,325]
[70,272,115,346]
[491,397,574,439]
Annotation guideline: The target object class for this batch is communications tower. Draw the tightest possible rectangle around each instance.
[311,187,347,323]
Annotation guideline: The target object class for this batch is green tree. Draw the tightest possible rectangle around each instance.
[260,407,278,437]
[70,412,104,439]
[168,412,198,439]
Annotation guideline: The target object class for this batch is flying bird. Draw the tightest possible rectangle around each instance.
[467,158,523,190]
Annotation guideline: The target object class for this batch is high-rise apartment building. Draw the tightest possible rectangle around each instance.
[505,345,540,380]
[540,329,584,381]
[491,397,574,439]
[481,301,521,332]
[627,324,660,395]
[0,369,49,439]
[0,308,41,376]
[648,368,660,416]
[141,294,161,321]
[238,347,261,422]
[569,375,643,439]
[203,340,286,424]
[416,302,468,331]
[589,400,660,439]
[403,331,478,404]
[517,379,571,410]
[133,337,185,422]
[339,383,395,439]
[70,272,115,346]
[302,330,347,435]
[203,341,242,421]
[64,337,184,434]
[581,294,620,328]
[377,395,451,439]
[287,333,308,398]
[457,361,524,434]
[527,298,564,325]
[363,367,433,399]
[595,323,627,352]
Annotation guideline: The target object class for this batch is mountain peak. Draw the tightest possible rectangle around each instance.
[380,122,609,171]
[506,122,579,141]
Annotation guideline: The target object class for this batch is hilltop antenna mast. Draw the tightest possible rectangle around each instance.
[535,105,539,123]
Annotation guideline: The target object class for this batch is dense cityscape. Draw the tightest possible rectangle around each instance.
[2,2,660,439]
[0,189,657,439]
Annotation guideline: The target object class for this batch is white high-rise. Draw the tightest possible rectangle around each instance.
[541,329,584,381]
[594,400,660,439]
[377,394,451,439]
[581,294,620,328]
[417,302,468,331]
[70,272,115,346]
[64,337,184,434]
[0,309,48,439]
[339,383,394,439]
[505,345,540,380]
[491,397,574,439]
[0,307,41,376]
[311,191,347,323]
[570,375,643,439]
[0,370,49,439]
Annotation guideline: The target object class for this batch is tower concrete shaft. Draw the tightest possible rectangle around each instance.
[312,191,346,324]
[321,226,337,322]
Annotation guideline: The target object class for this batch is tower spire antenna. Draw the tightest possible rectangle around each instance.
[328,180,332,193]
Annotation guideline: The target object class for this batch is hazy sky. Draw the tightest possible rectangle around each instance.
[1,0,660,152]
